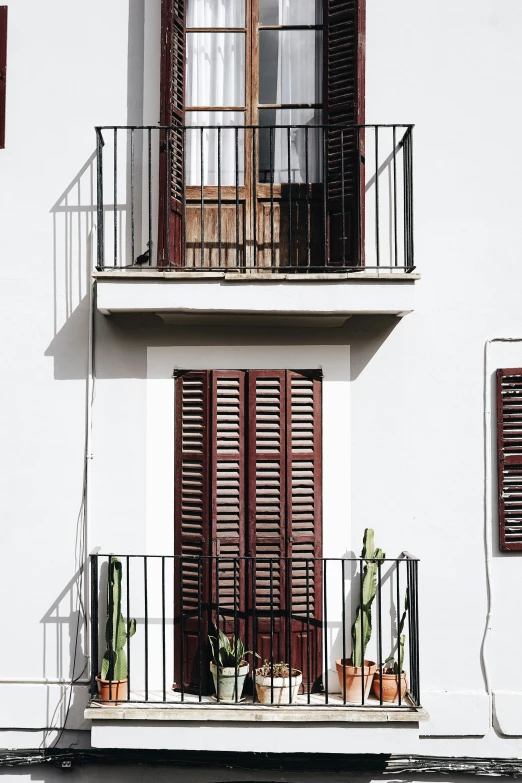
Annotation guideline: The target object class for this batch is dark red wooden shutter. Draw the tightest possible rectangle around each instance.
[211,371,247,638]
[497,368,522,551]
[158,0,186,266]
[0,7,7,150]
[248,371,288,664]
[285,371,322,689]
[174,370,210,689]
[325,0,365,265]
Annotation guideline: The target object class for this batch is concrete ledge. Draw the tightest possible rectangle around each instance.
[85,703,428,723]
[94,270,420,282]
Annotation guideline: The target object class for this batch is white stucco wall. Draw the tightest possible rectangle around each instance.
[1,0,522,763]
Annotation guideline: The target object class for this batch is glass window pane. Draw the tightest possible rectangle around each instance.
[185,111,245,186]
[259,31,322,105]
[186,33,245,107]
[260,0,322,26]
[258,108,322,183]
[187,0,245,28]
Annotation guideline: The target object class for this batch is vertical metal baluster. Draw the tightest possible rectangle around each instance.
[179,556,184,702]
[396,559,401,706]
[341,558,346,704]
[200,127,204,268]
[377,560,383,705]
[287,557,292,703]
[148,128,152,266]
[392,126,398,268]
[235,126,240,268]
[341,129,346,266]
[253,128,258,269]
[218,127,222,268]
[306,558,311,704]
[183,128,187,268]
[252,556,258,703]
[165,128,170,266]
[323,128,327,266]
[108,557,113,702]
[96,129,104,270]
[216,555,220,702]
[234,558,238,702]
[90,554,99,696]
[409,130,415,270]
[305,126,310,268]
[144,556,149,701]
[323,558,328,704]
[414,560,420,704]
[161,556,166,702]
[131,129,135,268]
[287,127,292,268]
[198,557,202,702]
[270,559,274,703]
[126,556,131,701]
[114,128,118,267]
[360,559,364,705]
[375,127,380,267]
[357,126,363,267]
[270,127,275,268]
[403,131,408,271]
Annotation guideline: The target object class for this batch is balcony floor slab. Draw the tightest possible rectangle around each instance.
[94,271,419,319]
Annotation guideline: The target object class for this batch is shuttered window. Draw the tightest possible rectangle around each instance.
[0,7,7,150]
[159,0,365,266]
[174,369,322,693]
[497,369,522,551]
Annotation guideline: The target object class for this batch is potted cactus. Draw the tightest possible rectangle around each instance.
[372,588,409,703]
[336,529,384,703]
[96,556,136,704]
[255,660,303,705]
[209,629,258,702]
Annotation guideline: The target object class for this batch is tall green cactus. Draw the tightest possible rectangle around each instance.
[351,529,385,667]
[101,557,136,681]
[384,587,409,674]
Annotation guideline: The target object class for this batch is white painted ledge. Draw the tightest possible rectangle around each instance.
[494,691,522,736]
[94,271,418,320]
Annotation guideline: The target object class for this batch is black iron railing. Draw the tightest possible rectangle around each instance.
[95,124,414,273]
[89,551,420,708]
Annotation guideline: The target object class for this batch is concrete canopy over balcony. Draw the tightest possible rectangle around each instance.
[94,270,419,325]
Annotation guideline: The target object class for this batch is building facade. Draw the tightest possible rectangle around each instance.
[1,0,522,780]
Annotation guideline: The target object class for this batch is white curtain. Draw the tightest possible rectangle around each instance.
[187,0,245,27]
[185,112,245,187]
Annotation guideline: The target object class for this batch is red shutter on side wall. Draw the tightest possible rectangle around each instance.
[497,369,522,551]
[325,0,365,265]
[0,7,7,150]
[158,0,185,266]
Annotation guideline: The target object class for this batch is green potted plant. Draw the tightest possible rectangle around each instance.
[254,660,303,705]
[372,588,409,703]
[335,528,384,703]
[96,556,136,704]
[209,629,258,702]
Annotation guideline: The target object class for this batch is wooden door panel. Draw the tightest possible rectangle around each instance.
[256,200,323,269]
[186,203,245,268]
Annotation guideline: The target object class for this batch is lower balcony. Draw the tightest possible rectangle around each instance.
[85,551,426,724]
[93,124,417,320]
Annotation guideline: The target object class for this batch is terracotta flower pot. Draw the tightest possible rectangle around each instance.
[335,659,376,703]
[95,675,128,705]
[255,668,303,704]
[372,670,408,703]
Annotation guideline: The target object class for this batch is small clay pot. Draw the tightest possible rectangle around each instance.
[95,675,128,705]
[255,669,303,705]
[335,659,376,703]
[371,670,408,703]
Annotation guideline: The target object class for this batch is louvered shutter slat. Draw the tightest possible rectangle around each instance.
[497,368,522,551]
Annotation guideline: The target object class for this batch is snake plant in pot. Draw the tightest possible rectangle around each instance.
[209,629,259,702]
[96,556,136,704]
[372,588,409,702]
[336,528,385,703]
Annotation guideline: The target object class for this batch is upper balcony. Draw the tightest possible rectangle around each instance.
[94,124,418,323]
